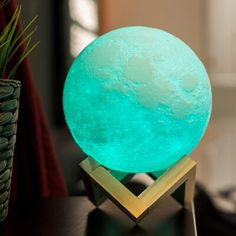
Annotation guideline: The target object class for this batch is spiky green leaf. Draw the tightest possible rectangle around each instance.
[8,41,39,79]
[0,4,39,79]
[8,25,37,62]
[10,15,38,52]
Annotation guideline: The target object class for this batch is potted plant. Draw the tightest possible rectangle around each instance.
[0,1,38,222]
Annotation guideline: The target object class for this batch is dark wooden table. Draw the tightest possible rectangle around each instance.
[0,196,197,236]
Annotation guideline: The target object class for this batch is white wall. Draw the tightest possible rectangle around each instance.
[100,0,205,59]
[205,0,236,86]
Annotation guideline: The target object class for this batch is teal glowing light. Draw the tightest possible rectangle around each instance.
[63,26,212,173]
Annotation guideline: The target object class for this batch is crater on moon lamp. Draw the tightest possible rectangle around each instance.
[63,26,212,173]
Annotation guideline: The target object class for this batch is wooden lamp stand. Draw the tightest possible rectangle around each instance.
[79,156,196,223]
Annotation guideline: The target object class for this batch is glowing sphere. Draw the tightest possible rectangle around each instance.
[63,26,212,173]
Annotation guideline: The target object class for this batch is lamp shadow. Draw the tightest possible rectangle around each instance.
[85,208,147,236]
[85,205,196,236]
[152,208,196,236]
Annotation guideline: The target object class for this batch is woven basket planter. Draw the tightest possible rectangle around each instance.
[0,79,20,222]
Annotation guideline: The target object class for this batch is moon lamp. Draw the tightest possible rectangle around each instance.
[63,26,212,222]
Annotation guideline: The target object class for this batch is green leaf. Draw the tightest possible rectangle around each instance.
[0,4,39,79]
[0,0,9,9]
[0,39,10,77]
[0,40,10,49]
[9,15,38,52]
[8,25,38,62]
[6,6,21,43]
[0,5,21,77]
[0,9,17,75]
[8,40,39,79]
[0,5,20,44]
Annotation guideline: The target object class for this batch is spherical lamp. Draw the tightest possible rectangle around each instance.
[63,26,212,173]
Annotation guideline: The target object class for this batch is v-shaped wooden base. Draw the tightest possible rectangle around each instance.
[79,156,196,223]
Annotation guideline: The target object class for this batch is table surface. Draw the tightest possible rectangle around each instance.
[0,196,197,236]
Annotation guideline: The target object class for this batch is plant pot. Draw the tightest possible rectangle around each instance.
[0,79,20,222]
